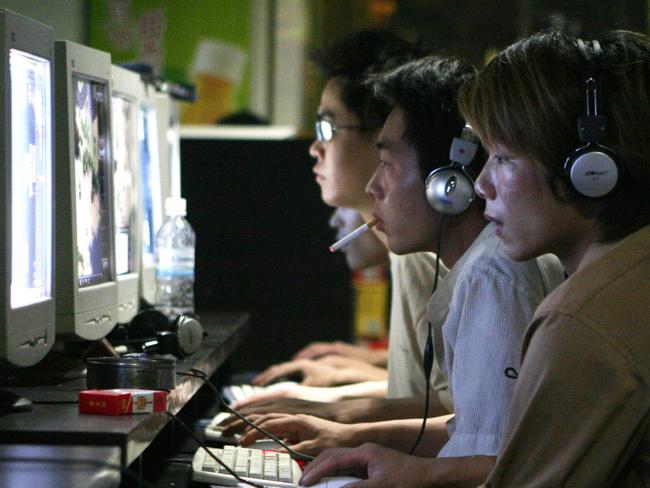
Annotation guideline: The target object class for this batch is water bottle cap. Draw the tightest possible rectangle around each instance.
[165,197,187,216]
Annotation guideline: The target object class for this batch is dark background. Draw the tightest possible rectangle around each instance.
[181,138,354,371]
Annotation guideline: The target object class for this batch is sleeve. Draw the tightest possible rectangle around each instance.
[486,314,649,487]
[438,270,542,457]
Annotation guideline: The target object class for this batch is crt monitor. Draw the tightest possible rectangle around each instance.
[54,40,117,340]
[110,65,141,323]
[0,9,55,367]
[139,81,163,305]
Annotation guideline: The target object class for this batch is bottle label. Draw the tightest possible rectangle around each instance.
[156,247,195,279]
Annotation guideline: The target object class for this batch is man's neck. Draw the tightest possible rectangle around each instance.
[435,207,487,269]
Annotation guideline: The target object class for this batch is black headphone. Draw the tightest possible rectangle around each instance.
[126,309,204,358]
[424,123,479,215]
[563,39,621,198]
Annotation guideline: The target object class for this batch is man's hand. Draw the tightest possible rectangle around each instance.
[220,398,337,436]
[252,357,387,387]
[238,413,356,456]
[292,341,387,366]
[299,443,437,487]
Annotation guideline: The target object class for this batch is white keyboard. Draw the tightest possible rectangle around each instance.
[204,411,240,444]
[192,445,302,487]
[222,382,298,404]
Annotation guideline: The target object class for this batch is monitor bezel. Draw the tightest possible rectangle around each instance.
[0,9,55,367]
[138,82,164,305]
[110,64,142,324]
[54,40,117,340]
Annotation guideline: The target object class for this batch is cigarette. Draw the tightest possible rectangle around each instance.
[329,219,378,253]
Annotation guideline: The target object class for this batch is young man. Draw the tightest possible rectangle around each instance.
[242,58,565,487]
[230,30,443,407]
[458,30,650,487]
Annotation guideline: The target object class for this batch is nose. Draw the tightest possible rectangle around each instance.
[474,165,495,200]
[366,167,383,200]
[309,138,323,161]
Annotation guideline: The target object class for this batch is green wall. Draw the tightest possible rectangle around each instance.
[89,0,252,110]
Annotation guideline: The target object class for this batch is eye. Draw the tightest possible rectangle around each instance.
[492,154,511,165]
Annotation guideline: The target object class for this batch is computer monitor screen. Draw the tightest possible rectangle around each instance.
[10,48,52,309]
[139,103,162,271]
[111,93,138,277]
[73,75,112,288]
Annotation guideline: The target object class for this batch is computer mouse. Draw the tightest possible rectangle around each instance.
[301,476,363,488]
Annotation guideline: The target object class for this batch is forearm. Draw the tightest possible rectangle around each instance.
[333,395,449,423]
[366,348,388,366]
[347,416,453,456]
[328,381,387,401]
[334,365,388,384]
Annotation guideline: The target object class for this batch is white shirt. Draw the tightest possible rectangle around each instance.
[429,223,565,457]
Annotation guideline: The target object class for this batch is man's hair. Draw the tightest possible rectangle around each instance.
[311,29,424,131]
[368,55,482,179]
[459,30,650,242]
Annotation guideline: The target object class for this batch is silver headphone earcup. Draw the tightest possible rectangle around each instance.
[425,167,475,215]
[564,146,619,198]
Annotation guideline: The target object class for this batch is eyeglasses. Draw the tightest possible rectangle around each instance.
[315,118,364,142]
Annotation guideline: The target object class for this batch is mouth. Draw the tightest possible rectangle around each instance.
[372,214,385,233]
[484,213,504,235]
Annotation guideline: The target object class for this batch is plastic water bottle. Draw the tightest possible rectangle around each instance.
[155,197,196,319]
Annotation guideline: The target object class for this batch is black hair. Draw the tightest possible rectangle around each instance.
[311,29,425,131]
[368,56,482,179]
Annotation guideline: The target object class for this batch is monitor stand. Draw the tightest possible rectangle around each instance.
[0,389,33,415]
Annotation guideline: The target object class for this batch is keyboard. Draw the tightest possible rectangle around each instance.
[204,411,240,444]
[192,445,302,487]
[222,382,298,404]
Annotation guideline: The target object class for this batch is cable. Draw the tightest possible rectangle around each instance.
[165,411,266,488]
[178,369,315,461]
[409,213,444,455]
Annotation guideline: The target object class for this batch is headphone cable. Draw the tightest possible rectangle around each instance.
[408,213,444,455]
[178,369,315,462]
[164,410,266,488]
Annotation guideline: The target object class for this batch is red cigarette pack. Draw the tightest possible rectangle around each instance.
[79,389,168,415]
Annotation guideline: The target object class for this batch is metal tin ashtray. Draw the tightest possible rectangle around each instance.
[86,356,176,391]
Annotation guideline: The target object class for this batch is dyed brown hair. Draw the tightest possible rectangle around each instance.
[459,30,650,242]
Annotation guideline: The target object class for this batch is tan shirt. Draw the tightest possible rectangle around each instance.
[485,225,650,487]
[386,251,450,406]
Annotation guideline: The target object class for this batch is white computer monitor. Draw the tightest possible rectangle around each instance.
[138,82,163,305]
[0,9,55,367]
[54,40,117,340]
[111,65,141,323]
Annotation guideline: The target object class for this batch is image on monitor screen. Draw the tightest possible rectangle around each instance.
[10,48,52,310]
[111,93,137,277]
[73,75,112,288]
[139,104,162,270]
